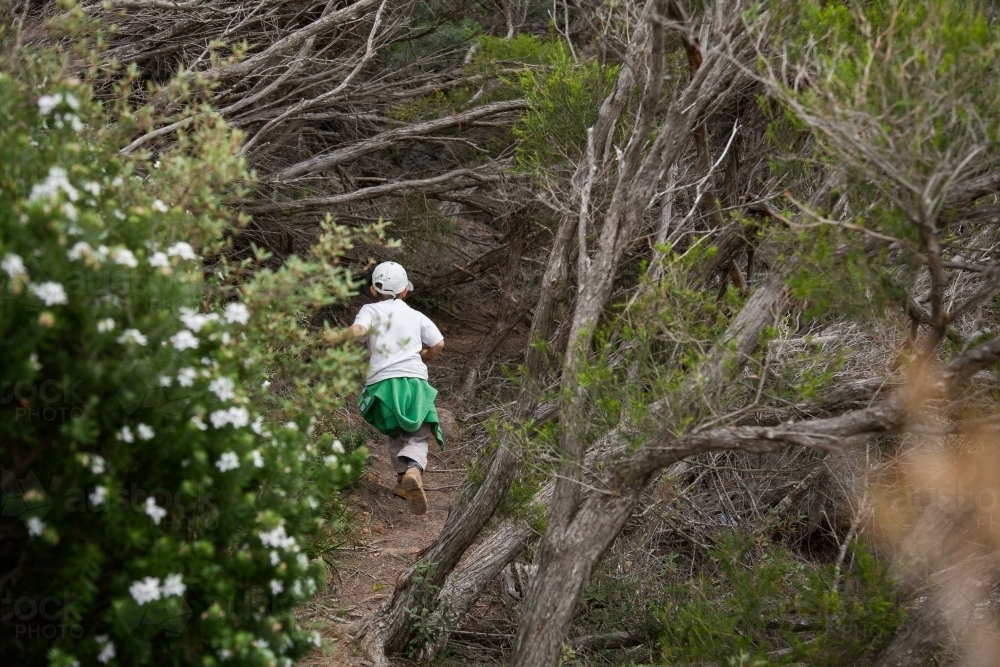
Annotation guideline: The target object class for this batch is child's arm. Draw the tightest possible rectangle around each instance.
[344,324,367,339]
[324,324,367,345]
[420,340,444,363]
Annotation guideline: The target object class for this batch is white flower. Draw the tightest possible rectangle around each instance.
[270,551,281,566]
[144,496,167,524]
[149,251,169,268]
[223,302,250,325]
[259,523,298,551]
[67,241,92,261]
[162,573,186,597]
[83,181,101,196]
[151,199,169,213]
[97,318,115,333]
[332,439,345,454]
[96,636,116,664]
[64,92,79,110]
[117,328,148,346]
[37,93,63,115]
[88,485,107,507]
[177,367,198,387]
[297,553,309,568]
[324,455,338,466]
[170,330,199,351]
[220,332,231,345]
[190,415,208,431]
[167,242,197,261]
[179,307,219,332]
[261,379,271,388]
[228,406,250,428]
[217,649,232,661]
[90,454,106,474]
[252,450,264,468]
[116,426,135,443]
[111,248,138,268]
[129,577,161,605]
[159,375,173,387]
[26,516,45,537]
[1,253,27,278]
[209,377,235,401]
[57,113,84,133]
[29,353,42,372]
[215,451,240,472]
[309,631,322,647]
[210,406,250,429]
[251,417,264,435]
[29,166,79,203]
[29,282,67,306]
[137,423,155,440]
[269,579,284,595]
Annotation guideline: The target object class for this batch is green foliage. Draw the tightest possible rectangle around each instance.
[495,421,551,533]
[605,241,750,431]
[760,0,1000,354]
[463,416,548,533]
[404,562,453,661]
[473,33,567,67]
[781,0,1000,152]
[381,0,484,73]
[659,535,904,666]
[574,560,664,657]
[512,47,618,173]
[385,17,481,71]
[0,14,368,667]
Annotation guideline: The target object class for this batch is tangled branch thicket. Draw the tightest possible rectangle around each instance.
[88,0,542,285]
[8,0,1000,665]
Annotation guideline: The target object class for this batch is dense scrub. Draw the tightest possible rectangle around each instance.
[0,14,370,666]
[4,1,1000,666]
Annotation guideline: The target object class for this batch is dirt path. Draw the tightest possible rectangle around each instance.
[296,400,469,666]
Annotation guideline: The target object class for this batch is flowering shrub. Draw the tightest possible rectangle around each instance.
[0,36,367,667]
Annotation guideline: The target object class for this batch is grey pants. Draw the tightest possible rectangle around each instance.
[387,423,432,474]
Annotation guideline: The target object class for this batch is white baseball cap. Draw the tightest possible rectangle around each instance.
[371,261,414,297]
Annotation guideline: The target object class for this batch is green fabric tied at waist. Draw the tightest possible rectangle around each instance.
[358,377,445,450]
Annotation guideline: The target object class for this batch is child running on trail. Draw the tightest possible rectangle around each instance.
[343,261,445,515]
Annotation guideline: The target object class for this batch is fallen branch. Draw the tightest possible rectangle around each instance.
[273,100,527,180]
[247,166,506,215]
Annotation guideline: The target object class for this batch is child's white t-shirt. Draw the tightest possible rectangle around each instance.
[353,299,444,386]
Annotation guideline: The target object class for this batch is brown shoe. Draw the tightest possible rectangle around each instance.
[400,467,427,515]
[392,474,407,499]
